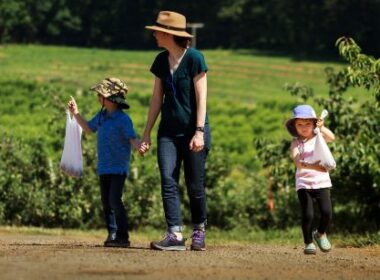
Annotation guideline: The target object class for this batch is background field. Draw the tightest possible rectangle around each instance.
[0,44,376,233]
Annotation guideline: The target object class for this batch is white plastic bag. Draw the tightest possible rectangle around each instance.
[60,110,83,177]
[308,109,336,170]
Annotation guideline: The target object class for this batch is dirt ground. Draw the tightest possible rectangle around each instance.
[0,232,379,280]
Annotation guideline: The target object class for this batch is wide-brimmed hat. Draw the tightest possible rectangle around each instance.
[285,105,317,137]
[145,11,193,38]
[91,77,129,109]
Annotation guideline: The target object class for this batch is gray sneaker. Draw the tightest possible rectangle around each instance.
[191,229,206,251]
[150,232,186,251]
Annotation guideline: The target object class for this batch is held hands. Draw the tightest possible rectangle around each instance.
[189,131,204,152]
[67,96,79,115]
[139,135,151,155]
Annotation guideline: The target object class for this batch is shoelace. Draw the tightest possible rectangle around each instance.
[164,232,178,241]
[191,230,204,242]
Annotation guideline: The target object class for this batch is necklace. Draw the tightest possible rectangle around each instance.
[169,48,187,73]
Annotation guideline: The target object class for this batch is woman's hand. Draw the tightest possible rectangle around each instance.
[139,135,152,154]
[68,96,79,115]
[189,132,204,152]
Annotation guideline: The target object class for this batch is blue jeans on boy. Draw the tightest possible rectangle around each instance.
[99,174,129,240]
[157,127,211,233]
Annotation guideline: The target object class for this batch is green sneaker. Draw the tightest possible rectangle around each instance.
[304,243,317,255]
[313,230,332,252]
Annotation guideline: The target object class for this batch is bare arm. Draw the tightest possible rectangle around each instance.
[189,72,207,152]
[290,139,327,172]
[130,138,141,151]
[317,119,335,143]
[140,77,164,152]
[67,96,92,134]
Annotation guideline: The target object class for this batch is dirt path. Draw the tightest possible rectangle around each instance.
[0,232,379,280]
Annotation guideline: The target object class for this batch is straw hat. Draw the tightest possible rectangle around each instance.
[145,11,193,38]
[91,77,129,109]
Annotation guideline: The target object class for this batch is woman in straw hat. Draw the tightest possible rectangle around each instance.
[140,11,211,251]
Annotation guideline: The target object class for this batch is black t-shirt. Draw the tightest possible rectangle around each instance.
[150,48,208,137]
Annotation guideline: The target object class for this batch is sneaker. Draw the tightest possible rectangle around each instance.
[104,236,130,248]
[103,232,117,246]
[150,232,186,251]
[313,230,332,252]
[304,243,317,255]
[191,229,206,251]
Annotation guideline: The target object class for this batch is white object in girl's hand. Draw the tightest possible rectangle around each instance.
[60,110,83,177]
[307,109,336,170]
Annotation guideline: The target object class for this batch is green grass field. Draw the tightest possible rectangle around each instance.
[0,44,369,167]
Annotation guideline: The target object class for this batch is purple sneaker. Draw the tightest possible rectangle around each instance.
[191,230,206,251]
[150,232,186,251]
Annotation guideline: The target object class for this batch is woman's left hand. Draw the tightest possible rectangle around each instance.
[189,132,204,152]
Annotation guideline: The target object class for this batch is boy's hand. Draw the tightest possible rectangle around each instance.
[68,96,79,115]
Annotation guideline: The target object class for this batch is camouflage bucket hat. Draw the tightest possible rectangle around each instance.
[91,77,130,109]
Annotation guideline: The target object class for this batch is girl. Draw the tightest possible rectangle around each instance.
[286,104,335,254]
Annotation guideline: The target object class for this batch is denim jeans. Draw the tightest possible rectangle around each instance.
[99,174,129,240]
[157,127,211,232]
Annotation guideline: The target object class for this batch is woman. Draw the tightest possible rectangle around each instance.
[140,11,211,251]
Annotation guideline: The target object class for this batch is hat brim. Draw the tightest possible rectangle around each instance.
[145,25,193,38]
[285,117,317,137]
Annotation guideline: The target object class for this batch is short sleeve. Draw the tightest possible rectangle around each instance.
[122,115,136,139]
[190,50,208,78]
[150,51,167,79]
[88,113,100,133]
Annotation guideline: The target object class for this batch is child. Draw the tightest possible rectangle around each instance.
[285,104,335,254]
[67,77,140,248]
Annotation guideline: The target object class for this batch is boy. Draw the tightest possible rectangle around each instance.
[68,77,140,247]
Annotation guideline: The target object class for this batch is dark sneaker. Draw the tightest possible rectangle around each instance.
[150,232,186,251]
[104,236,130,248]
[191,229,206,251]
[103,232,117,246]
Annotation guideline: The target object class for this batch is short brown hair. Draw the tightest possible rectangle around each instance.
[174,36,191,48]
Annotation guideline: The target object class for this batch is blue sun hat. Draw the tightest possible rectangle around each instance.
[285,105,317,137]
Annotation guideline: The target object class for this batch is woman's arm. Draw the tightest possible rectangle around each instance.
[189,72,207,152]
[140,77,164,152]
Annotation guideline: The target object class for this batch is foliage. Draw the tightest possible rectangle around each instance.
[1,1,380,55]
[256,38,380,231]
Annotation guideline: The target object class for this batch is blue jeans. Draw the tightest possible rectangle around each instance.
[157,127,211,232]
[99,174,129,240]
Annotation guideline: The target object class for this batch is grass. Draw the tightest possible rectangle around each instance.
[0,44,369,146]
[1,226,379,248]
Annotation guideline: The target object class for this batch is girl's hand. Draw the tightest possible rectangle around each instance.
[316,118,324,128]
[189,132,204,152]
[68,96,79,115]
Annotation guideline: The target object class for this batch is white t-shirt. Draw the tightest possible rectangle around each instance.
[295,137,332,191]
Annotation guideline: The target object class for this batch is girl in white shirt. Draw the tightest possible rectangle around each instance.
[286,105,335,255]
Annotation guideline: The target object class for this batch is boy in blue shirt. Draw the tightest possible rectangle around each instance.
[68,77,140,247]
